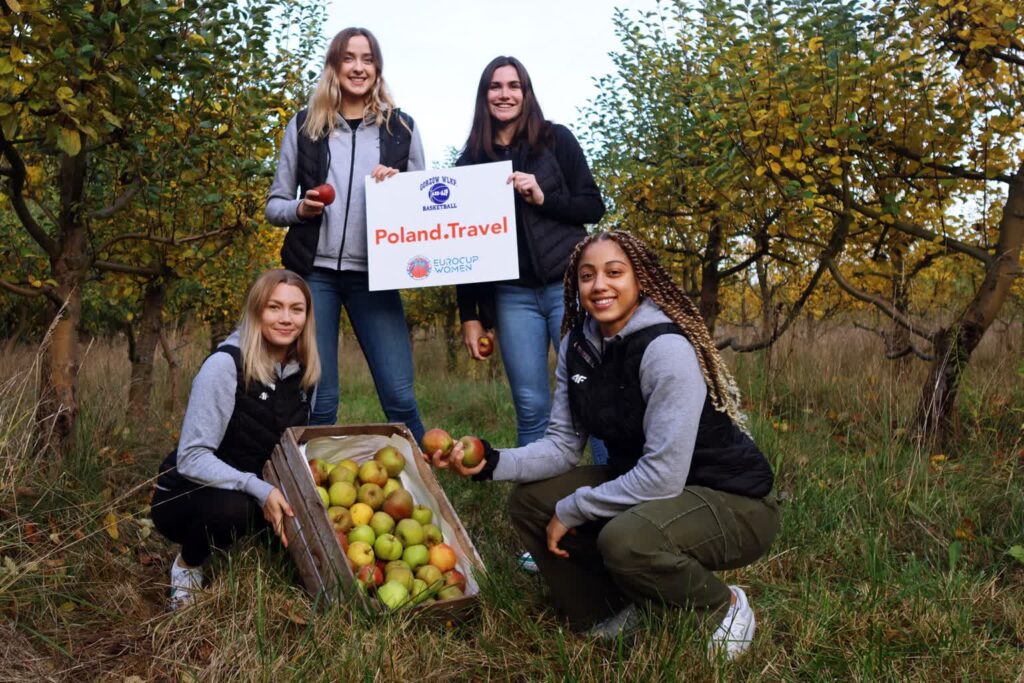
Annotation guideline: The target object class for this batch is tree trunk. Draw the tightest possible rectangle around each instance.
[916,166,1024,445]
[35,152,89,458]
[127,280,166,420]
[159,329,180,413]
[888,249,913,369]
[699,219,723,331]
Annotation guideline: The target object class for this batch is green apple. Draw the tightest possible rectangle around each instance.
[357,482,385,510]
[369,511,395,537]
[410,578,431,604]
[382,478,403,497]
[328,481,357,508]
[385,565,414,591]
[347,524,376,546]
[347,541,374,568]
[373,533,404,561]
[328,465,356,486]
[395,518,424,547]
[415,564,443,589]
[410,505,433,526]
[374,445,406,477]
[436,585,464,601]
[377,579,409,610]
[316,486,329,508]
[402,544,429,569]
[385,559,410,575]
[338,458,360,476]
[358,460,388,487]
[422,523,444,546]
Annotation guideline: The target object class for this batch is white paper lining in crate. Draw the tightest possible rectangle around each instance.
[302,434,480,596]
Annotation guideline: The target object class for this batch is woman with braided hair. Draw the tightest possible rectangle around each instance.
[425,231,778,657]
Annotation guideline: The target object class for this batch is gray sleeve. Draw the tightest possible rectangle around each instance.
[264,116,303,227]
[407,123,425,172]
[492,336,587,481]
[175,352,275,507]
[554,334,706,528]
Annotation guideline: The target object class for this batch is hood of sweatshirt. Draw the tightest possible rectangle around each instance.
[582,298,673,349]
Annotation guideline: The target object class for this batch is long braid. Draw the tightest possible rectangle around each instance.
[562,231,749,430]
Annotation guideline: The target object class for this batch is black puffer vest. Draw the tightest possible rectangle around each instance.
[280,109,415,275]
[157,346,310,490]
[566,323,774,498]
[513,144,587,283]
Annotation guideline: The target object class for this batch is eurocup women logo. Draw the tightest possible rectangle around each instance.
[407,256,431,280]
[428,182,451,205]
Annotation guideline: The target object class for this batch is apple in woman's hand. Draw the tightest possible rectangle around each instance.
[311,183,335,205]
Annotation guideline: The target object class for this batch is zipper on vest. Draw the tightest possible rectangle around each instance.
[336,124,358,271]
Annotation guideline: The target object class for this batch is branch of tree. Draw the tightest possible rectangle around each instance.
[94,260,166,277]
[846,198,993,263]
[91,182,140,219]
[0,277,63,306]
[852,322,936,361]
[828,260,938,341]
[884,143,1015,184]
[0,130,58,257]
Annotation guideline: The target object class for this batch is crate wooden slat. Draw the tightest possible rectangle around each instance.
[266,423,485,618]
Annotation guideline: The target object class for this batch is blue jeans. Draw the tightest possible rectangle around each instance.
[494,283,608,464]
[306,269,425,443]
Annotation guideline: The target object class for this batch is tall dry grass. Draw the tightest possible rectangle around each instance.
[0,322,1021,681]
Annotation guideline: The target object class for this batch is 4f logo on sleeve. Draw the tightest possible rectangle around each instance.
[571,374,587,384]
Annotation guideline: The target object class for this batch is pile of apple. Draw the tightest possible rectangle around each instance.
[308,444,467,610]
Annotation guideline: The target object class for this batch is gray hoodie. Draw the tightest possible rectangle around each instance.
[264,113,425,272]
[170,331,309,508]
[492,299,708,528]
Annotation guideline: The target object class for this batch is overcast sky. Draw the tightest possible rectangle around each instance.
[323,0,662,167]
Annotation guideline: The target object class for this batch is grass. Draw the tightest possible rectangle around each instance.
[0,325,1022,681]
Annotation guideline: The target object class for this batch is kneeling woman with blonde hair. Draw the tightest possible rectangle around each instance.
[151,269,320,609]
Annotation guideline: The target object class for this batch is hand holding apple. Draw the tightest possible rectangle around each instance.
[476,335,494,359]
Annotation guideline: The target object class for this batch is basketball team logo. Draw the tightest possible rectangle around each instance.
[406,256,431,280]
[428,182,451,205]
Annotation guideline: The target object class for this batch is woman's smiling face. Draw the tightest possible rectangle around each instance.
[577,239,642,337]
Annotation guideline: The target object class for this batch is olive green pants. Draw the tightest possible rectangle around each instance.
[508,466,780,631]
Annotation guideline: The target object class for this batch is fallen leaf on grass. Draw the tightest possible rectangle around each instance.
[104,511,120,540]
[1007,546,1024,565]
[59,601,76,613]
[282,600,309,626]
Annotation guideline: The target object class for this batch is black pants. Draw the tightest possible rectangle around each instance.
[151,483,268,566]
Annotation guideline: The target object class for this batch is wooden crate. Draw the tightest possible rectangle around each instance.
[263,423,486,618]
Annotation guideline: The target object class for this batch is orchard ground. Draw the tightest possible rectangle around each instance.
[1,323,1022,681]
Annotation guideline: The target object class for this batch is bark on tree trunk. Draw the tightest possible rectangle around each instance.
[159,329,180,413]
[699,219,723,332]
[35,152,89,458]
[888,249,913,369]
[916,166,1024,446]
[127,281,166,420]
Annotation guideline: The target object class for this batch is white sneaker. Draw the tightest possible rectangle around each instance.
[708,586,756,660]
[169,554,204,610]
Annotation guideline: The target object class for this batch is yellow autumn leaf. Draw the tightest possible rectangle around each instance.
[104,511,120,540]
[56,86,74,100]
[56,128,81,156]
[808,36,824,52]
[766,144,782,157]
[770,161,782,174]
[742,129,764,138]
[755,165,767,176]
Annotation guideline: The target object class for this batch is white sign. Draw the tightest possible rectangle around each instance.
[365,161,518,291]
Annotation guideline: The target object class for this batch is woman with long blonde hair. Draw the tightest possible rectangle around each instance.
[265,27,426,441]
[151,269,320,609]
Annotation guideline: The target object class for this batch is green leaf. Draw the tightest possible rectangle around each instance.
[1008,545,1024,565]
[57,128,82,156]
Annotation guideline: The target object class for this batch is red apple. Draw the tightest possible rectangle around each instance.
[382,489,414,521]
[477,335,494,358]
[421,428,454,458]
[356,563,383,591]
[311,183,335,205]
[334,529,349,553]
[459,435,485,468]
[443,568,467,591]
[308,459,325,486]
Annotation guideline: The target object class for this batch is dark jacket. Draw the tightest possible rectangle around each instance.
[455,123,605,327]
[566,322,775,498]
[278,109,415,276]
[157,346,310,491]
